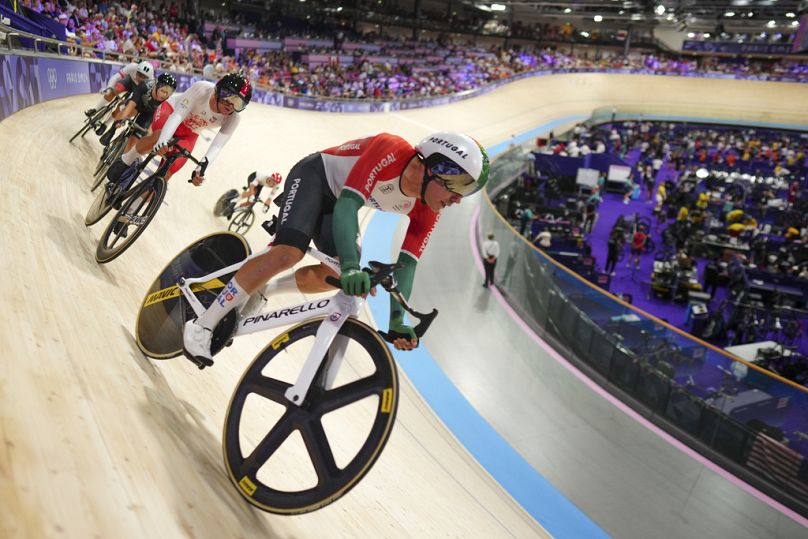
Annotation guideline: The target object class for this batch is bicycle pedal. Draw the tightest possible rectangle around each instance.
[182,350,213,369]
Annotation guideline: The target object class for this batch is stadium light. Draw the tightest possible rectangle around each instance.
[655,5,665,16]
[594,15,603,22]
[490,3,506,11]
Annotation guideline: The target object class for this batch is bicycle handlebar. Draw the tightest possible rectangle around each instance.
[116,118,148,137]
[324,261,438,345]
[148,139,208,183]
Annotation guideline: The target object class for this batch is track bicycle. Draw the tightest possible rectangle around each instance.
[68,93,125,144]
[228,198,271,235]
[135,224,437,514]
[90,120,148,191]
[90,139,207,264]
[213,188,241,218]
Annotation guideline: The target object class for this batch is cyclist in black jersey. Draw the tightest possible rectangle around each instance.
[100,73,177,148]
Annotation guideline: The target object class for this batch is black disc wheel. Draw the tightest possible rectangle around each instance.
[135,232,251,359]
[223,317,398,514]
[214,190,238,216]
[95,177,166,264]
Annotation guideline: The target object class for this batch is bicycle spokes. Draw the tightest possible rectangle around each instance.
[223,319,397,513]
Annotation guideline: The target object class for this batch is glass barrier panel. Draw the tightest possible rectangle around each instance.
[480,146,808,513]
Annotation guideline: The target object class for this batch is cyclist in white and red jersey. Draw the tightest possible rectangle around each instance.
[106,72,251,186]
[183,131,490,367]
[85,60,154,117]
[238,170,283,208]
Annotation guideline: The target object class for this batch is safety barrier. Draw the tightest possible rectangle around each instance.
[480,146,808,518]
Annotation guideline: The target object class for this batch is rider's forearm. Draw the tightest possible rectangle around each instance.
[201,129,232,167]
[332,191,364,270]
[201,112,240,167]
[389,252,417,323]
[154,111,185,148]
[116,102,136,121]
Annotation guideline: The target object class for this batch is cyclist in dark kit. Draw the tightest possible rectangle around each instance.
[99,72,178,149]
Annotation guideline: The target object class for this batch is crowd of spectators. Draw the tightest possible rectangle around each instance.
[17,0,207,72]
[590,121,808,279]
[8,0,808,99]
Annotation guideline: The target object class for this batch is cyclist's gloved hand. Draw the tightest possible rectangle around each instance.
[389,314,417,351]
[191,159,207,186]
[339,264,370,296]
[153,140,171,155]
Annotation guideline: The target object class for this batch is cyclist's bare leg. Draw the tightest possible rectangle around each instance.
[193,244,306,331]
[123,135,139,153]
[295,263,339,293]
[91,87,118,111]
[238,245,306,293]
[135,130,160,154]
[120,130,159,166]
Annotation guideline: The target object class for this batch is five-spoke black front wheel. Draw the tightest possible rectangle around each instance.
[223,317,398,514]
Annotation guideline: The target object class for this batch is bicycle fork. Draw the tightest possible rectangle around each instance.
[284,293,360,405]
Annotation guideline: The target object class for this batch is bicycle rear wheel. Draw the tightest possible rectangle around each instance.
[92,131,127,189]
[69,119,94,144]
[228,208,255,234]
[69,106,108,144]
[222,317,398,514]
[95,176,166,264]
[214,190,239,216]
[85,181,120,226]
[136,232,251,358]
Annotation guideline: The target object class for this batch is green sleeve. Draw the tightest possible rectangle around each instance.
[333,191,365,271]
[390,251,417,324]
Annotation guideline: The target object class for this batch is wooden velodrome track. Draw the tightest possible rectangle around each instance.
[1,73,807,538]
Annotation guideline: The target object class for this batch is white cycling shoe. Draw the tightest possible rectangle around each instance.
[183,319,214,367]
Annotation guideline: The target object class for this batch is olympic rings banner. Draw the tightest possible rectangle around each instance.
[1,52,807,123]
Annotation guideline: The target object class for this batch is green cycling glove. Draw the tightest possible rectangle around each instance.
[389,313,417,342]
[339,264,370,296]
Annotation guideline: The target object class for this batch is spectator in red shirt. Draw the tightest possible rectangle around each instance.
[630,230,647,270]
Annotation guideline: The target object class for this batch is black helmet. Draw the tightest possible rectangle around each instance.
[215,72,252,112]
[156,72,177,90]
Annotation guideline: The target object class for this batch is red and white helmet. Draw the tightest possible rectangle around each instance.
[270,172,283,185]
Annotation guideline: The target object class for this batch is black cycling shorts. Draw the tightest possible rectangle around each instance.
[274,153,338,257]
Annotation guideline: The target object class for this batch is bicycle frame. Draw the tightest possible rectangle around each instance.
[177,244,363,406]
